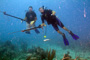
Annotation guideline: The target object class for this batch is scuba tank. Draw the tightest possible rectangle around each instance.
[42,6,47,10]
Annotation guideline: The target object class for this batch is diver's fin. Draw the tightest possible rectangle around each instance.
[62,33,69,45]
[35,29,40,34]
[69,31,79,40]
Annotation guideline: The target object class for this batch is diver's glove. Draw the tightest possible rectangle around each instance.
[30,21,35,25]
[51,14,54,16]
[21,20,23,23]
[21,19,26,23]
[51,11,56,16]
[41,23,46,30]
[41,23,46,27]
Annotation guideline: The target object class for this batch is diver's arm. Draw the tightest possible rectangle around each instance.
[41,23,46,26]
[41,15,44,23]
[51,11,56,15]
[30,17,37,25]
[21,17,27,23]
[33,11,37,21]
[41,16,46,27]
[24,12,28,21]
[41,20,46,26]
[34,17,37,22]
[24,17,27,21]
[30,11,37,25]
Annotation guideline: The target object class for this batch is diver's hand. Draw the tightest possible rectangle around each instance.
[41,23,46,27]
[21,19,26,23]
[51,11,56,16]
[51,14,55,16]
[30,21,35,25]
[41,23,46,29]
[23,19,26,21]
[41,24,44,27]
[21,20,23,23]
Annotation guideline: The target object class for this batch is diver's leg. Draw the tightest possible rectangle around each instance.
[62,26,79,40]
[68,31,79,40]
[31,23,35,28]
[56,17,70,32]
[52,24,69,45]
[32,23,40,34]
[62,27,70,32]
[56,18,79,40]
[25,22,30,34]
[62,27,79,40]
[61,26,79,40]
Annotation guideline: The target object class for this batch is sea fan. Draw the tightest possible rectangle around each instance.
[48,49,56,60]
[26,56,31,60]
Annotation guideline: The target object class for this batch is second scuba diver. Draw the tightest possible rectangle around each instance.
[39,6,79,45]
[22,6,40,34]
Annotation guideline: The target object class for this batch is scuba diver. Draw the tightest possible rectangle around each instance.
[23,6,40,34]
[39,6,79,45]
[1,6,40,34]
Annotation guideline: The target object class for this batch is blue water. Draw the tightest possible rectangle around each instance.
[0,0,90,59]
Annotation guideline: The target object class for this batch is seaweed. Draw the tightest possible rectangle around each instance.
[25,47,56,60]
[47,49,56,60]
[26,56,31,60]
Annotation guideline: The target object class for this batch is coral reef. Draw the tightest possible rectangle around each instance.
[47,49,56,60]
[25,46,56,60]
[20,41,28,53]
[0,40,18,60]
[0,40,89,60]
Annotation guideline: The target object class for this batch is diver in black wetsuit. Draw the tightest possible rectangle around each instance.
[23,6,40,34]
[39,7,79,45]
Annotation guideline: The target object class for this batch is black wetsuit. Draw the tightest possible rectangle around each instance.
[26,11,36,23]
[41,9,64,31]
